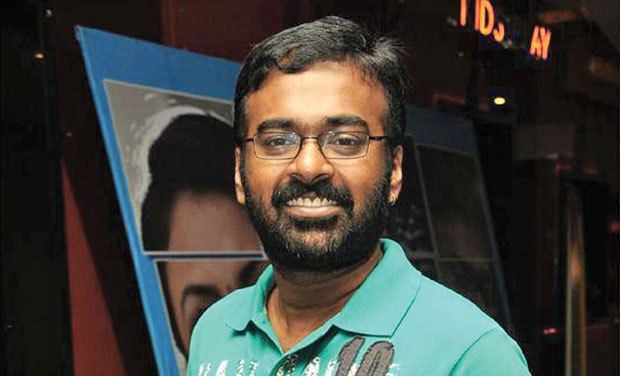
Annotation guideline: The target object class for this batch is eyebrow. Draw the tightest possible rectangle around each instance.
[181,284,221,314]
[324,115,369,131]
[256,118,297,133]
[256,115,369,134]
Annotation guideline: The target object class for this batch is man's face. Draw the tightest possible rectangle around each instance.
[234,61,403,272]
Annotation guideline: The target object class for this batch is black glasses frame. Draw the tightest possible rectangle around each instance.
[241,131,388,160]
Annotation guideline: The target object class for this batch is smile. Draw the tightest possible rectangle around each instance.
[283,197,341,219]
[285,197,338,207]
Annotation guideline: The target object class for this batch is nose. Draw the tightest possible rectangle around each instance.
[286,138,335,184]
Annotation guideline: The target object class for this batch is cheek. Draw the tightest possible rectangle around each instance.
[164,265,184,302]
[336,159,387,207]
[244,159,286,200]
[336,158,385,184]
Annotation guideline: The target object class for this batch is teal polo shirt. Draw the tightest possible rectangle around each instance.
[187,239,530,376]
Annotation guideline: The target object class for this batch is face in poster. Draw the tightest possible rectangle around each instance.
[104,80,265,371]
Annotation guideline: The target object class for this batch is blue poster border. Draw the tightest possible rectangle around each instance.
[76,26,241,375]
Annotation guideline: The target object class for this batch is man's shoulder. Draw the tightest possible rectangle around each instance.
[391,274,530,374]
[396,273,504,348]
[421,275,497,324]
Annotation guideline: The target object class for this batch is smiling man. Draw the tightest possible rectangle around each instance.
[187,16,530,376]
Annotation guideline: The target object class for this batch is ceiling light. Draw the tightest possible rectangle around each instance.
[493,96,506,106]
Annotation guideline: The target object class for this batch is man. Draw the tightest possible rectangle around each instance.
[188,16,530,375]
[140,113,263,370]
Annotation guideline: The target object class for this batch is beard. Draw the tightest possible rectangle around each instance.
[241,163,392,274]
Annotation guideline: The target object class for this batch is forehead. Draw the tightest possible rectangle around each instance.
[244,61,388,134]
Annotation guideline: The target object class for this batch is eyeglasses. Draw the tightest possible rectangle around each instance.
[241,131,388,160]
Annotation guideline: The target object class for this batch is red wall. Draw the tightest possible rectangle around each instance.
[162,0,311,60]
[62,163,127,376]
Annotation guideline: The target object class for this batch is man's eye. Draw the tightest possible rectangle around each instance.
[330,134,364,146]
[262,135,296,147]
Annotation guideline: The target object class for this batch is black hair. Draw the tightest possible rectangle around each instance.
[233,16,408,149]
[140,113,235,250]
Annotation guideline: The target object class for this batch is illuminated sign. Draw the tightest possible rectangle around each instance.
[459,0,552,60]
[460,0,505,42]
[529,25,552,60]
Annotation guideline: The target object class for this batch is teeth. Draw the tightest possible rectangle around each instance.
[285,197,337,207]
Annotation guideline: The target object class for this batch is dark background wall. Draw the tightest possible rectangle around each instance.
[2,2,72,374]
[3,0,161,374]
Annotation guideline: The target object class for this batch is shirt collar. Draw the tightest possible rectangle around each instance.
[226,238,422,337]
[226,262,274,331]
[332,238,422,336]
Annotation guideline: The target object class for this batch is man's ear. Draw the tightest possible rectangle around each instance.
[389,145,403,204]
[234,147,246,205]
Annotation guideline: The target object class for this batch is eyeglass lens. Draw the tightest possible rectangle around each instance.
[254,132,370,160]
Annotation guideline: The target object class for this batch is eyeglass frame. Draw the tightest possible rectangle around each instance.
[240,130,388,160]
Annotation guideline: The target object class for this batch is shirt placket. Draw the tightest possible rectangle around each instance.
[270,353,300,376]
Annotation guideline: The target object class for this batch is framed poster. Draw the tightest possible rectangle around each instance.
[77,27,264,375]
[402,106,512,326]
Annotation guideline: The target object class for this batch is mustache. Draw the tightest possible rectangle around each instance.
[271,180,354,209]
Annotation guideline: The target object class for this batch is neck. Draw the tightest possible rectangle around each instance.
[266,242,383,352]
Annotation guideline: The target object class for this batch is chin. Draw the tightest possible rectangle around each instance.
[261,226,371,273]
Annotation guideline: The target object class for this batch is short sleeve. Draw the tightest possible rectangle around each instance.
[450,328,531,376]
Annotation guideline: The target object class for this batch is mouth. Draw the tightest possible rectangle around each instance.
[285,197,338,207]
[283,196,341,218]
